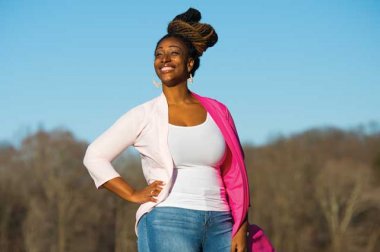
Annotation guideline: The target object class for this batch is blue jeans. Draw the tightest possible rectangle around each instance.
[137,206,233,252]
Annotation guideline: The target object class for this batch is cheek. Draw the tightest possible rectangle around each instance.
[175,58,188,70]
[153,60,160,70]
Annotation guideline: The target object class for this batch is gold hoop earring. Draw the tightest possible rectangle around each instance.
[188,73,193,84]
[152,78,162,88]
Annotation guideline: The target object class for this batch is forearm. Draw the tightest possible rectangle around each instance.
[241,217,249,230]
[101,177,136,203]
[239,213,249,234]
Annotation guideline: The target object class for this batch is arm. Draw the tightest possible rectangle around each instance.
[101,177,165,204]
[225,105,251,208]
[83,105,165,203]
[83,105,145,189]
[224,105,250,251]
[231,219,249,252]
[225,105,245,160]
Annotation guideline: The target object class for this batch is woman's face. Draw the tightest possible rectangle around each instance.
[154,37,194,86]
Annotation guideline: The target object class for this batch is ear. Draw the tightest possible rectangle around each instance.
[187,58,194,73]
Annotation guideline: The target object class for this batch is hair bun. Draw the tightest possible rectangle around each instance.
[167,8,218,56]
[173,7,201,23]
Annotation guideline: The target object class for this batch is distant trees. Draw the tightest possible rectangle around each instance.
[246,128,380,252]
[315,159,373,252]
[0,126,379,251]
[0,129,143,251]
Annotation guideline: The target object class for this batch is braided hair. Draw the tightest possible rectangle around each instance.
[155,8,218,77]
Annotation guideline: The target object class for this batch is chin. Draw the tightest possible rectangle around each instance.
[160,77,178,86]
[162,81,178,87]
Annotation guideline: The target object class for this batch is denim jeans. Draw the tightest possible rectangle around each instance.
[137,206,233,252]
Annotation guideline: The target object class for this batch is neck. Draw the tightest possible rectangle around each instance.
[162,82,193,105]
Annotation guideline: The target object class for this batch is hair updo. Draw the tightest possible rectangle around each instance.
[155,8,218,77]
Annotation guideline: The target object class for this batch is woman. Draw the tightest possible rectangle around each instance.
[83,8,251,252]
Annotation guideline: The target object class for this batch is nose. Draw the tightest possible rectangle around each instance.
[161,52,171,63]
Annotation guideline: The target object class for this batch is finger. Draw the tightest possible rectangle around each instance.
[147,188,156,197]
[152,180,164,184]
[239,245,247,252]
[144,195,152,203]
[149,195,157,202]
[155,183,164,191]
[153,180,165,186]
[148,184,163,194]
[151,189,158,196]
[150,188,161,197]
[230,244,236,252]
[149,181,162,189]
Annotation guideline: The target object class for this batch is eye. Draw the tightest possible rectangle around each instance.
[155,51,163,57]
[171,51,180,56]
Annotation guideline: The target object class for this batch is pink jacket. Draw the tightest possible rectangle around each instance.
[83,90,274,251]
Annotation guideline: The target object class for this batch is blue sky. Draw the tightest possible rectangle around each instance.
[1,0,379,146]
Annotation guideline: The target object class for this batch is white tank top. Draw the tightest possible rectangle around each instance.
[156,112,230,211]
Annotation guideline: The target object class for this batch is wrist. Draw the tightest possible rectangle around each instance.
[126,189,136,202]
[238,219,249,233]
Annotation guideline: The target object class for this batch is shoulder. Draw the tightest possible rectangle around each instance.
[116,94,159,122]
[193,91,225,107]
[134,94,161,110]
[196,93,230,115]
[131,93,163,112]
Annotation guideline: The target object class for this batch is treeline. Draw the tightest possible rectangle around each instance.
[0,126,379,252]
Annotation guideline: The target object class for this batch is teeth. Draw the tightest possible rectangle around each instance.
[161,66,174,71]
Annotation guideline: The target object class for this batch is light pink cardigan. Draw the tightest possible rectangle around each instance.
[83,90,251,238]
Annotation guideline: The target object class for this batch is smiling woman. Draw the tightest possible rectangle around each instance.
[154,37,193,87]
[152,12,217,89]
[83,7,274,252]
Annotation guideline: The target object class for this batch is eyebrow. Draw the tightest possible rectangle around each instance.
[156,45,182,50]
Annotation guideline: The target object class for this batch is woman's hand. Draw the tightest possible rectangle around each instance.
[102,177,165,204]
[230,220,248,252]
[129,180,165,204]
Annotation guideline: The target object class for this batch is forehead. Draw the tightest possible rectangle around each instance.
[156,37,188,51]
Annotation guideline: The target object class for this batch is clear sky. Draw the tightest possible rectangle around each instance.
[1,0,379,146]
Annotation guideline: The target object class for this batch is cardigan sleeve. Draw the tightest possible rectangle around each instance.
[83,104,146,188]
[224,106,245,160]
[224,105,252,208]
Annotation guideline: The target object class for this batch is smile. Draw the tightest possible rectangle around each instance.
[160,66,175,73]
